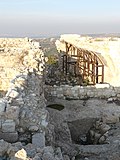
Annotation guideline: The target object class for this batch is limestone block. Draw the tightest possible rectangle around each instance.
[88,91,95,98]
[32,133,45,148]
[117,93,120,98]
[43,146,54,154]
[111,92,116,97]
[51,91,57,96]
[57,94,64,98]
[2,120,15,132]
[0,99,5,113]
[79,95,88,99]
[95,84,110,89]
[41,119,48,128]
[6,106,20,120]
[7,89,19,98]
[79,88,85,94]
[63,89,71,96]
[33,42,40,48]
[63,155,70,160]
[15,97,24,105]
[24,143,37,158]
[0,139,9,156]
[54,147,63,160]
[102,114,119,124]
[15,77,26,87]
[103,90,115,98]
[107,97,113,102]
[99,124,110,134]
[42,152,55,160]
[0,132,18,143]
[0,120,2,129]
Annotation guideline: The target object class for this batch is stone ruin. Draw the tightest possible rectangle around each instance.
[0,38,63,160]
[44,35,120,160]
[0,37,120,160]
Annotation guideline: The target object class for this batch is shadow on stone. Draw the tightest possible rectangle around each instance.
[46,104,64,111]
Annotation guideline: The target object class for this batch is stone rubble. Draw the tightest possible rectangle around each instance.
[0,139,64,160]
[86,119,111,145]
[0,38,63,160]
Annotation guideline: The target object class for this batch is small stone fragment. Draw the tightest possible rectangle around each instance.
[15,148,27,160]
[7,89,19,98]
[29,126,38,132]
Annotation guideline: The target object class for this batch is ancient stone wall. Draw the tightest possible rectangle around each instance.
[0,38,47,144]
[45,84,120,100]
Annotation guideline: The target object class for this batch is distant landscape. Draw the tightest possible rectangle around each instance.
[34,33,120,57]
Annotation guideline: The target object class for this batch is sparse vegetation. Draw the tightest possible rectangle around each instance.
[46,55,58,65]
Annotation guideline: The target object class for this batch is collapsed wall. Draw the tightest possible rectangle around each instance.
[0,38,47,143]
[56,34,120,86]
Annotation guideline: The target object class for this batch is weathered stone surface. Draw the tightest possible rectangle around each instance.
[0,132,18,143]
[102,114,119,124]
[0,120,2,129]
[54,147,63,160]
[42,152,55,160]
[117,93,120,98]
[43,146,54,154]
[63,155,70,160]
[0,99,5,113]
[77,143,120,159]
[32,133,45,148]
[55,122,72,143]
[33,154,42,160]
[95,84,110,89]
[29,126,39,132]
[24,143,37,158]
[41,119,48,128]
[6,106,20,120]
[7,142,23,158]
[0,139,9,156]
[2,120,15,132]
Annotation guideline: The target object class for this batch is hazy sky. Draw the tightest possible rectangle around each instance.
[0,0,120,37]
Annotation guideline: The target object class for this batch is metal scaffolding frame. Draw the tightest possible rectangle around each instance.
[62,41,104,85]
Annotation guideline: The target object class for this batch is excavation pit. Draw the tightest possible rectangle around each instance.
[68,118,111,145]
[68,118,96,145]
